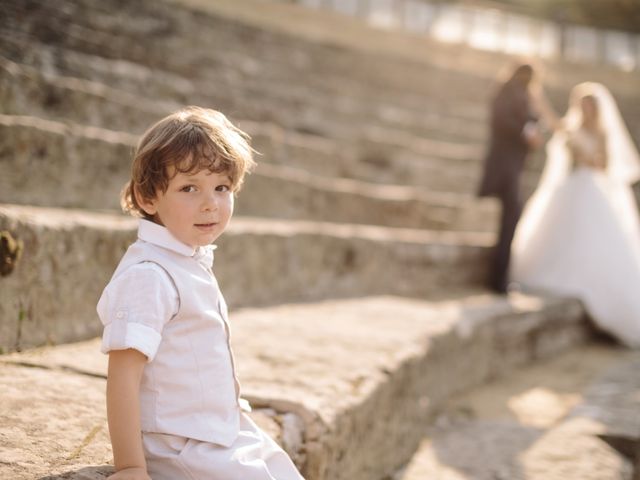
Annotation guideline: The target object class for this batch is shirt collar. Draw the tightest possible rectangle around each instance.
[138,219,216,268]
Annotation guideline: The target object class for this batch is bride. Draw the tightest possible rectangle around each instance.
[510,82,640,347]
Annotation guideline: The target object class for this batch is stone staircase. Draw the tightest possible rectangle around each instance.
[1,0,639,479]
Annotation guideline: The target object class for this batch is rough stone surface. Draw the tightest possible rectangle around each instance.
[0,361,297,480]
[0,112,499,231]
[1,293,592,480]
[398,346,639,480]
[0,115,135,209]
[0,363,113,480]
[0,204,493,352]
[0,205,134,353]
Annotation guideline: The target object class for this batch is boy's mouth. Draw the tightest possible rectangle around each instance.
[195,222,217,230]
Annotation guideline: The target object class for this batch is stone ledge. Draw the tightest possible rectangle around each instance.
[0,204,492,353]
[0,293,592,479]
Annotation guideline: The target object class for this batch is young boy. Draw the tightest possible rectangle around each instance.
[98,107,305,480]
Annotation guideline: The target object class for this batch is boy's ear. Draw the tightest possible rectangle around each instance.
[134,186,158,216]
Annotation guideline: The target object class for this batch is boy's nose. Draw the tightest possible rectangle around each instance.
[202,192,219,211]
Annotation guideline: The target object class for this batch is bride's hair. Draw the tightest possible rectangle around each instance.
[543,83,640,189]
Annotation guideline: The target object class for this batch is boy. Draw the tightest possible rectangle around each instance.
[98,107,304,480]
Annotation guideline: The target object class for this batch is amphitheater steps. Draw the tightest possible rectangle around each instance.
[0,0,500,143]
[0,62,486,163]
[0,292,592,480]
[0,56,544,196]
[0,57,490,189]
[0,203,494,353]
[4,0,640,138]
[0,113,506,220]
[0,43,488,149]
[0,0,498,108]
[0,105,541,208]
[0,71,491,187]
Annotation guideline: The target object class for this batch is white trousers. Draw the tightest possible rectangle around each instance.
[143,413,304,480]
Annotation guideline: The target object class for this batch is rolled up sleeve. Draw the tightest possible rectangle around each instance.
[97,262,178,362]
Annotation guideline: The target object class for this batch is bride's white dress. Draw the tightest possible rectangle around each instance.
[511,127,640,347]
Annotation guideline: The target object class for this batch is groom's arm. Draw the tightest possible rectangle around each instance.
[494,91,534,140]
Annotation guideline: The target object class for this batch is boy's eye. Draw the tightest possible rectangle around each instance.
[216,185,231,192]
[180,185,197,193]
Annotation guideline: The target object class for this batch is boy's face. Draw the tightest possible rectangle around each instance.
[140,167,234,248]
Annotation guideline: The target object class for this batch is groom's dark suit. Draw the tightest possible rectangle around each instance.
[478,77,538,293]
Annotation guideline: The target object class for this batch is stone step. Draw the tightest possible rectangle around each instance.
[0,56,180,135]
[0,32,199,107]
[0,41,577,191]
[243,163,500,232]
[0,114,137,209]
[0,0,502,136]
[0,36,488,148]
[0,113,540,212]
[0,0,497,111]
[0,54,488,148]
[248,121,543,196]
[0,113,501,229]
[0,56,490,179]
[0,57,486,161]
[0,94,499,230]
[0,291,592,479]
[0,203,494,353]
[396,344,639,480]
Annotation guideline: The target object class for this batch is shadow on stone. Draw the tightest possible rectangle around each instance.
[38,465,113,480]
[599,433,640,480]
[431,419,542,479]
[600,433,640,463]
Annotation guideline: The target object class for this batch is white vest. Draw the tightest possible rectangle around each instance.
[109,236,243,446]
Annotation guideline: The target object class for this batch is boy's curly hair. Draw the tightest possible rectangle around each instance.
[121,106,256,218]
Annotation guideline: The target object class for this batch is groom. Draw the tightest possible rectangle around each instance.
[478,63,543,294]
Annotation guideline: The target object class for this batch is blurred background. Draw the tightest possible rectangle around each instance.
[296,0,640,70]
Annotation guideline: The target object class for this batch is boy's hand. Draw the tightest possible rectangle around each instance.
[108,466,151,480]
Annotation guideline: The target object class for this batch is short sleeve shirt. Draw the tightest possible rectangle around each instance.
[98,262,178,361]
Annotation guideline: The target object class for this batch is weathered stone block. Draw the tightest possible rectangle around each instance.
[0,205,493,352]
[1,294,591,479]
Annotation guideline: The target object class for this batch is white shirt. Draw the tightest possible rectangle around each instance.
[98,219,247,446]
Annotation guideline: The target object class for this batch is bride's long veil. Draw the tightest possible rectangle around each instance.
[514,82,640,255]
